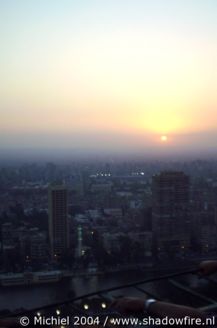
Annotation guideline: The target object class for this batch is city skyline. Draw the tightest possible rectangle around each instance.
[1,0,217,158]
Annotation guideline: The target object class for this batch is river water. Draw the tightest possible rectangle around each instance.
[0,270,158,312]
[0,268,206,313]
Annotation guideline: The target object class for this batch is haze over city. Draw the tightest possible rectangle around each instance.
[1,0,217,160]
[2,2,217,322]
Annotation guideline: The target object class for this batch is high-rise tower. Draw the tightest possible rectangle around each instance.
[75,225,83,258]
[152,171,190,255]
[48,185,69,258]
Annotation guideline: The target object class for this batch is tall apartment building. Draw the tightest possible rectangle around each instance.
[48,185,69,258]
[152,171,190,255]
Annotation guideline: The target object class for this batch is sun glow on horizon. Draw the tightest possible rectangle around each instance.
[161,135,168,142]
[0,1,217,152]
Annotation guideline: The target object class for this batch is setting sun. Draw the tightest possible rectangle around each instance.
[0,1,217,156]
[161,136,168,142]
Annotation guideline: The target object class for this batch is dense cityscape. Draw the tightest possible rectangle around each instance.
[0,159,217,287]
[1,0,217,325]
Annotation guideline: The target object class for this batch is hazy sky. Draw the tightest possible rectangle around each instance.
[1,0,217,158]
